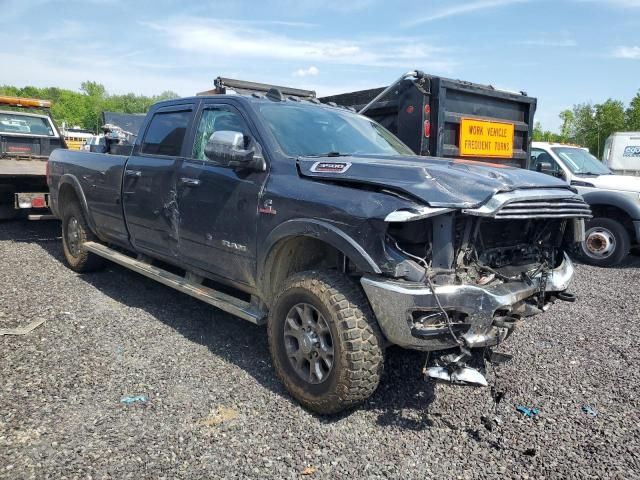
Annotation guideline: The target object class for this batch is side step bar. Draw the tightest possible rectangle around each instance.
[83,241,266,325]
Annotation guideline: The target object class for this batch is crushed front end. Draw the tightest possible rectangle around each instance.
[361,188,591,385]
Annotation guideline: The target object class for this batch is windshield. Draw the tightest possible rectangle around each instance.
[257,103,414,157]
[0,112,54,136]
[552,147,611,176]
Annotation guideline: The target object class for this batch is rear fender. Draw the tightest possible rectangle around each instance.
[57,174,98,234]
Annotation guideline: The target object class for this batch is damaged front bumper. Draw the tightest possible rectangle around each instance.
[361,253,574,351]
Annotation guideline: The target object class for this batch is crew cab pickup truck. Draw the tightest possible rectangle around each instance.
[48,80,590,413]
[531,142,640,266]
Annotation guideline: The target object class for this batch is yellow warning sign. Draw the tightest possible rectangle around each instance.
[459,118,514,158]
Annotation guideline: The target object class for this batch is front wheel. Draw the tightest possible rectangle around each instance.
[267,271,384,414]
[579,217,630,267]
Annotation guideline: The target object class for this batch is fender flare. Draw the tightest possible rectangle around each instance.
[581,190,640,221]
[257,218,382,289]
[57,174,99,234]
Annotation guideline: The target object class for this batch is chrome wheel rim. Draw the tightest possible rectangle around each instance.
[283,303,334,384]
[583,227,616,259]
[66,217,81,257]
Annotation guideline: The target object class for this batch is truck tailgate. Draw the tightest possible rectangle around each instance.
[0,158,47,177]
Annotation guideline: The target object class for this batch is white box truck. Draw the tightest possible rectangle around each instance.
[603,132,640,176]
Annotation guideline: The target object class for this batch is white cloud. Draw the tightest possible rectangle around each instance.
[293,66,320,77]
[405,0,528,26]
[595,0,640,6]
[613,46,640,59]
[519,38,577,47]
[143,18,457,71]
[576,0,640,6]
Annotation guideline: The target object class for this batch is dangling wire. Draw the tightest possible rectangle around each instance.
[392,238,464,346]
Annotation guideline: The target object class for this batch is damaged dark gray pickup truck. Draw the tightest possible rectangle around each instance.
[47,85,590,413]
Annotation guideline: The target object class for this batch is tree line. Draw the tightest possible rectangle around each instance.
[2,80,639,158]
[533,90,640,158]
[0,81,179,132]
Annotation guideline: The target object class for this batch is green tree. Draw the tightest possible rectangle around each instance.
[0,82,180,132]
[559,109,574,142]
[626,90,640,131]
[593,99,625,157]
[532,121,544,141]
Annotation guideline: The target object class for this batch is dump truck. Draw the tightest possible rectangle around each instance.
[0,95,66,219]
[320,70,536,168]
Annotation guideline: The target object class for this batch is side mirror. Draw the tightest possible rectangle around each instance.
[536,161,553,173]
[204,130,264,171]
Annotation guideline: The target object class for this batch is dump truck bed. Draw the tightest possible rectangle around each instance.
[321,72,536,168]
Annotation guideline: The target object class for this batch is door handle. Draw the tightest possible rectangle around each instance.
[125,169,142,177]
[179,177,201,187]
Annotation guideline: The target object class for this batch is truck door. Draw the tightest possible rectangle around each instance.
[176,102,267,288]
[123,104,194,257]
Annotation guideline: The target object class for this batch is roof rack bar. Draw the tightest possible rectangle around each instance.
[212,77,316,99]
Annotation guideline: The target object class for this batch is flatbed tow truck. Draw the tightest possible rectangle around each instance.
[0,95,66,220]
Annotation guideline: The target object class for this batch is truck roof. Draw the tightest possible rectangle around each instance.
[154,92,354,113]
[0,109,51,119]
[605,131,640,137]
[532,141,587,149]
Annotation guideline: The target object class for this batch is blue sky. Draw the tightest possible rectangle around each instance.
[1,0,639,131]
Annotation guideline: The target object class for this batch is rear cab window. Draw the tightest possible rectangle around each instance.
[141,108,192,156]
[0,112,55,136]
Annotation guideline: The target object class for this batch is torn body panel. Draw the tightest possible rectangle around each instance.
[361,253,573,351]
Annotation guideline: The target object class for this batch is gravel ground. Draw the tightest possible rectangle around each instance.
[1,220,639,479]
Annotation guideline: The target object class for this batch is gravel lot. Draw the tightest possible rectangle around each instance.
[1,220,639,479]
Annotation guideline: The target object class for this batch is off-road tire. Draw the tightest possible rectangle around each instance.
[268,270,384,414]
[61,201,105,272]
[579,217,630,267]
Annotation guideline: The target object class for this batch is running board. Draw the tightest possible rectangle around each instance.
[83,241,266,325]
[28,214,57,221]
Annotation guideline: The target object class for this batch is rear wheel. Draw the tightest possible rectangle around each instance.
[61,201,105,272]
[580,217,630,267]
[268,271,384,414]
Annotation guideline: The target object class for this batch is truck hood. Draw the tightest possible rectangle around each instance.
[583,174,640,193]
[298,154,570,208]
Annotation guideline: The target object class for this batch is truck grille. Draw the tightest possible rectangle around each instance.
[494,198,591,219]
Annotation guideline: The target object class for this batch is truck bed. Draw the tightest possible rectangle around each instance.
[321,73,536,168]
[48,148,129,242]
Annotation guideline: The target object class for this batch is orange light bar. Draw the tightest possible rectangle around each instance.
[0,95,51,109]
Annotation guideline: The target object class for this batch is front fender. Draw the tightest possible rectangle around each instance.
[580,189,640,220]
[258,218,382,285]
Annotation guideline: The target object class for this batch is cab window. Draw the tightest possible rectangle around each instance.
[192,105,250,160]
[141,110,191,157]
[530,148,563,178]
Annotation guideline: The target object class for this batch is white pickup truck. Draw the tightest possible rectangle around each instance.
[530,142,640,266]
